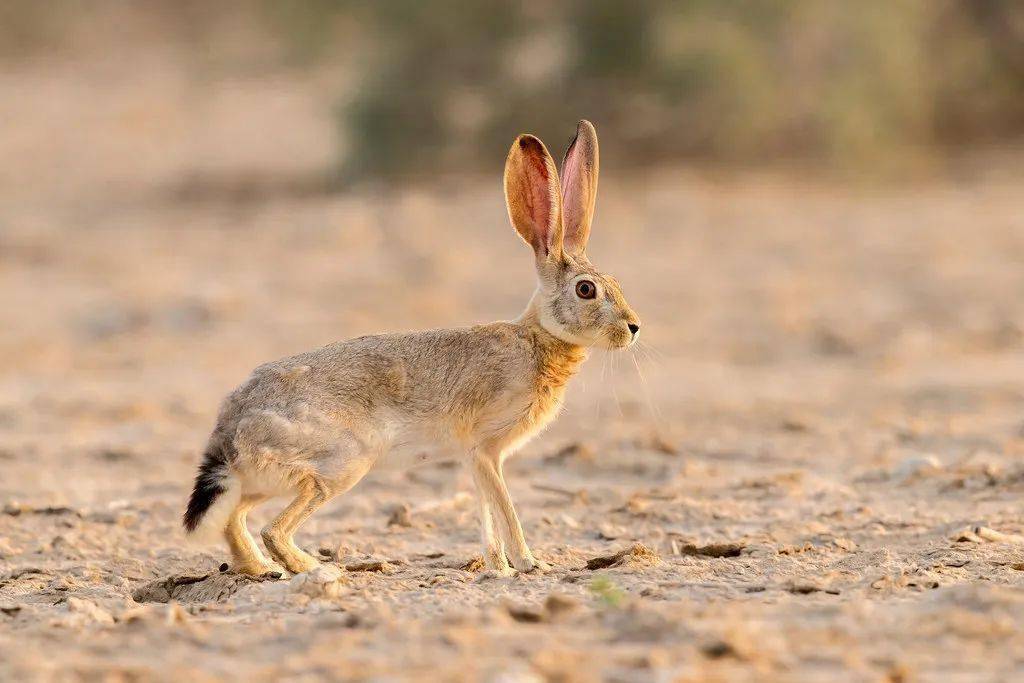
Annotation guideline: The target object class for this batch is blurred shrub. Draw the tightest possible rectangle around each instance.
[275,0,1022,180]
[6,1,1020,178]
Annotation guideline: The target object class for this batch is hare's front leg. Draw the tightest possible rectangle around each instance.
[475,490,513,576]
[471,453,549,573]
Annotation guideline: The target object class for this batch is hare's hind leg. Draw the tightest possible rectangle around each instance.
[225,494,283,577]
[261,478,333,574]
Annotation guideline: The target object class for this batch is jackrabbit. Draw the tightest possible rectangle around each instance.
[183,120,640,576]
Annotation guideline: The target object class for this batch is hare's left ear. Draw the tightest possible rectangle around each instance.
[560,120,599,256]
[504,134,564,262]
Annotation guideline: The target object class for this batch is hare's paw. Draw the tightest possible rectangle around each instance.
[228,560,286,579]
[281,551,322,576]
[511,553,550,574]
[476,566,516,581]
[483,546,512,573]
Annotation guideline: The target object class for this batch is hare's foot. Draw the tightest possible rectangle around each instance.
[261,527,322,575]
[470,546,513,579]
[229,559,285,578]
[476,566,516,581]
[280,551,321,575]
[510,552,550,574]
[484,545,513,574]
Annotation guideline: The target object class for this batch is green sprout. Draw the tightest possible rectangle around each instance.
[588,575,626,608]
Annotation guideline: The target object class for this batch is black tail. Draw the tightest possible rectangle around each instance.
[183,442,230,533]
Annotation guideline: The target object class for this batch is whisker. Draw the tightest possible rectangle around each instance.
[629,347,665,427]
[608,346,625,419]
[596,349,609,423]
[637,339,665,363]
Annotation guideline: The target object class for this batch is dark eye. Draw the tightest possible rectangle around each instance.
[575,280,596,299]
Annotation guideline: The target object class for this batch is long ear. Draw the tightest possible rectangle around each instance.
[504,134,563,261]
[559,119,599,255]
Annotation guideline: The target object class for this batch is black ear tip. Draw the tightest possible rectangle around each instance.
[562,131,580,163]
[518,135,542,151]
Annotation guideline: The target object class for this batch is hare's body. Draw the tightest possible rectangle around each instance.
[184,121,639,577]
[217,321,583,493]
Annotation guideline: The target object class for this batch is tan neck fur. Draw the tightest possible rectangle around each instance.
[516,292,588,389]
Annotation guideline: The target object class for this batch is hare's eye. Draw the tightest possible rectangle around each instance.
[575,280,597,299]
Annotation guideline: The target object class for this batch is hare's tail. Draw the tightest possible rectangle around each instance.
[182,440,240,542]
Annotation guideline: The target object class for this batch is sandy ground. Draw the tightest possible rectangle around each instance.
[3,52,1024,682]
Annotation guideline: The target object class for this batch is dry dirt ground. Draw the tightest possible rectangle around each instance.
[3,53,1024,683]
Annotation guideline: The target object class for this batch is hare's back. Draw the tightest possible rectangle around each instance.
[298,325,536,396]
[227,324,533,412]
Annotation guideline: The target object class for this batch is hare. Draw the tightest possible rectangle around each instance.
[183,120,640,577]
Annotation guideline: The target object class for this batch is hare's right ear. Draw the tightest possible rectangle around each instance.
[504,134,564,262]
[560,120,599,256]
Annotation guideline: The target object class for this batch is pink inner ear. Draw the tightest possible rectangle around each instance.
[522,143,556,255]
[561,140,582,204]
[560,139,587,252]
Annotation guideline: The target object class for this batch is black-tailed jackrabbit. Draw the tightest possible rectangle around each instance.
[183,121,640,576]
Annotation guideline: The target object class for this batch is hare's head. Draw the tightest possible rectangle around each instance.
[504,120,640,350]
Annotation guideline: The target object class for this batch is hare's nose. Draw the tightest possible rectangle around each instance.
[627,322,640,336]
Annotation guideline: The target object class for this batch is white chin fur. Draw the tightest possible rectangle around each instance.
[538,308,590,346]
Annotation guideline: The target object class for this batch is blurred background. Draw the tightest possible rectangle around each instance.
[3,0,1022,190]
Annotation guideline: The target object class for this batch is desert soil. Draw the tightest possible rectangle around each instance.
[3,55,1024,682]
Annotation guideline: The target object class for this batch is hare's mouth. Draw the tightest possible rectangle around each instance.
[600,328,634,350]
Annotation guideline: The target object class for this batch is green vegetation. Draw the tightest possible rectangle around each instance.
[311,0,1024,179]
[589,575,627,608]
[5,1,1020,179]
